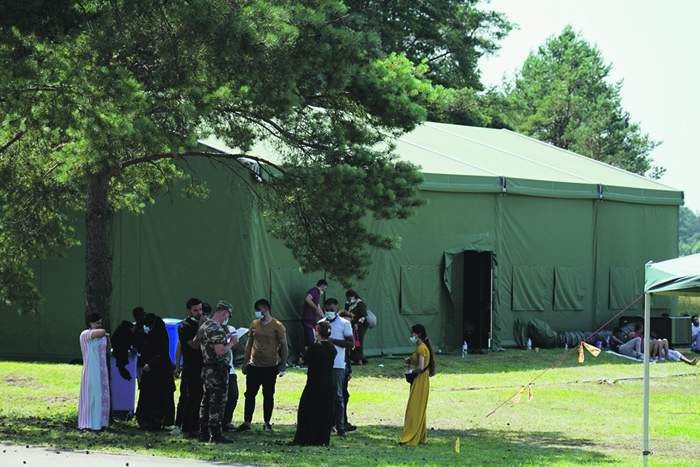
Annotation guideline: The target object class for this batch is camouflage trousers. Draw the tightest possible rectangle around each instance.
[199,364,229,429]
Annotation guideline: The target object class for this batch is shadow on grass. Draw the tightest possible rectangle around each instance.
[0,416,620,467]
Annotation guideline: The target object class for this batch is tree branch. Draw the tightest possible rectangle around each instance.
[1,131,27,153]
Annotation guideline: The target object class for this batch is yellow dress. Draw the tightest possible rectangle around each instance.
[400,344,430,446]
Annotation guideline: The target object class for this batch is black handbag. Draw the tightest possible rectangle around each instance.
[405,368,426,384]
[405,353,430,384]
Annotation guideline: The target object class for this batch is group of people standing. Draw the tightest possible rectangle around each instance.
[301,280,370,365]
[78,309,177,431]
[295,280,435,446]
[173,298,287,443]
[77,284,436,447]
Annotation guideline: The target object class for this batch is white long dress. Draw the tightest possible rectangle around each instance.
[78,329,110,430]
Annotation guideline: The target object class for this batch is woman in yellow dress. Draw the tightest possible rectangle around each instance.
[400,324,435,446]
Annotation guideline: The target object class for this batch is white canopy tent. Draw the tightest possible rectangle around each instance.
[643,253,700,465]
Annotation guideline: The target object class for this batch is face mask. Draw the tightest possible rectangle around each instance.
[189,316,198,322]
[409,336,418,344]
[350,299,356,304]
[222,319,229,326]
[325,311,336,320]
[144,326,153,333]
[255,311,264,320]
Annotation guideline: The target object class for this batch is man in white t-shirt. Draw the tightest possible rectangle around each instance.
[320,298,354,437]
[691,315,700,353]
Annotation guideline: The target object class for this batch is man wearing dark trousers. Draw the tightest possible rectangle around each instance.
[176,298,206,439]
[236,299,287,433]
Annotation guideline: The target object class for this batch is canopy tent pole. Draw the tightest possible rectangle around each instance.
[643,293,651,466]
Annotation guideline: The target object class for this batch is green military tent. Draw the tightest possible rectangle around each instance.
[0,122,683,361]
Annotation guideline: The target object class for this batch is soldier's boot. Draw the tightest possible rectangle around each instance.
[210,427,233,444]
[198,426,210,443]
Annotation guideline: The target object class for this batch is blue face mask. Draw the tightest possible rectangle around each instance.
[255,311,264,320]
[222,319,229,326]
[409,336,418,344]
[325,311,337,320]
[144,326,152,333]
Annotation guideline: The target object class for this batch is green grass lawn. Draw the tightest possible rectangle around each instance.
[2,350,699,466]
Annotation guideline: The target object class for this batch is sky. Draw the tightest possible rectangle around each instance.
[477,0,700,212]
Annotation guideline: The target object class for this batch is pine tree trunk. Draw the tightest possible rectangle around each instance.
[85,174,113,332]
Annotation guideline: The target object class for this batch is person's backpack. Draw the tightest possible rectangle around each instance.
[366,309,377,328]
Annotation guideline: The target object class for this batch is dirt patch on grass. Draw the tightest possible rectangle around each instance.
[26,395,75,403]
[0,376,35,387]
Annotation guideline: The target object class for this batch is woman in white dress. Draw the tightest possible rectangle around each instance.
[78,313,111,430]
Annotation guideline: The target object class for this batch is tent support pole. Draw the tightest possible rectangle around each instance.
[643,293,651,466]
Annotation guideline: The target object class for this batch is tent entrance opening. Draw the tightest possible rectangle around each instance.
[463,250,493,350]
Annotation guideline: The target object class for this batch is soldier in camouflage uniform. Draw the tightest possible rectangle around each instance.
[198,300,238,444]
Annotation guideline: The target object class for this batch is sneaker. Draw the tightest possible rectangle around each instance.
[330,426,337,433]
[234,423,252,433]
[337,430,348,438]
[223,423,237,432]
[169,426,182,436]
[263,423,273,433]
[344,424,357,432]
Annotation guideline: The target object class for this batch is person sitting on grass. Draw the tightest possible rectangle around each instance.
[610,327,642,359]
[628,323,665,361]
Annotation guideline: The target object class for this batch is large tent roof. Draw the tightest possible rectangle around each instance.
[645,254,700,296]
[200,121,683,205]
[396,123,681,204]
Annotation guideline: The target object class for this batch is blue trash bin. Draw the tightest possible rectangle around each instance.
[110,350,137,419]
[163,318,182,364]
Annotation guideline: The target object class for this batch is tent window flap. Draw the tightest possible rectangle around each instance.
[400,265,440,315]
[554,266,584,311]
[512,265,550,311]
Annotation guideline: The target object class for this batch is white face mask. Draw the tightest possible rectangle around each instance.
[325,311,337,320]
[255,311,264,320]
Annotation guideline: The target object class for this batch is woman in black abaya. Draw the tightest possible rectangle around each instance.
[136,313,176,430]
[291,321,337,446]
